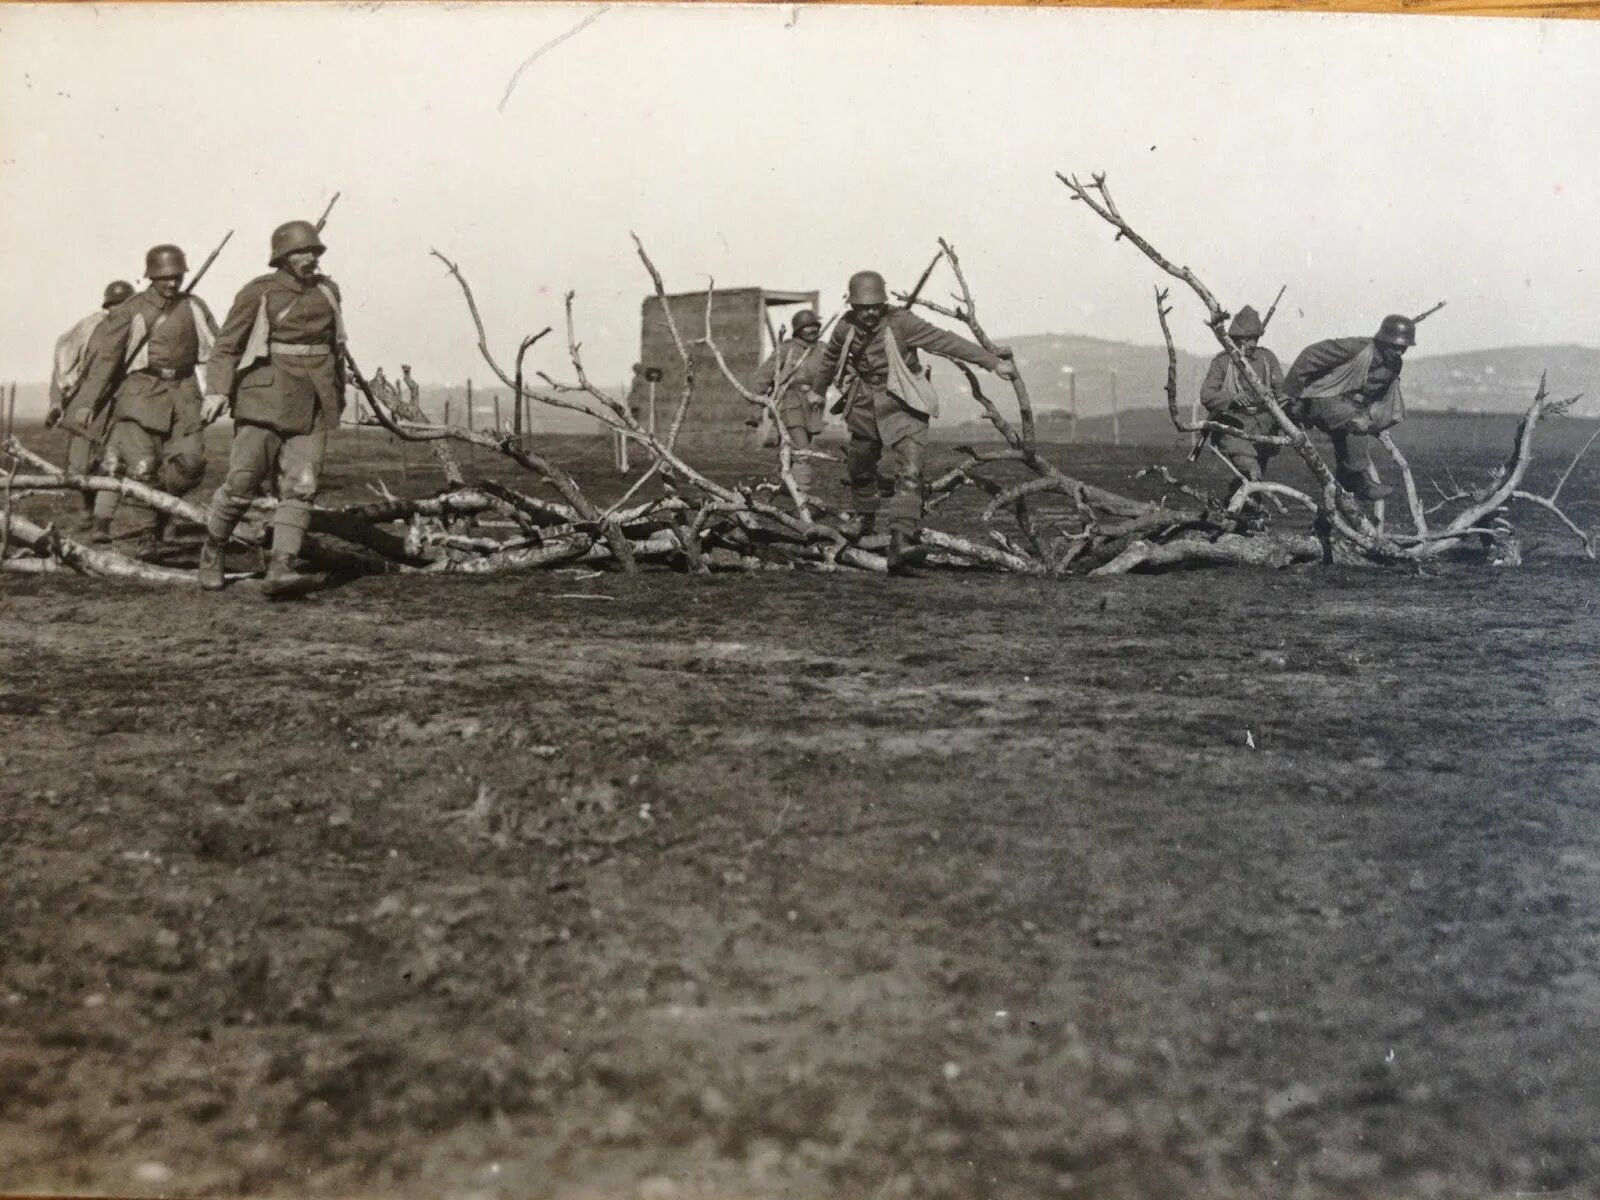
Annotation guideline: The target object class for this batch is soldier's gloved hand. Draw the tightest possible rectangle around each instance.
[45,405,63,429]
[201,393,230,426]
[993,361,1020,382]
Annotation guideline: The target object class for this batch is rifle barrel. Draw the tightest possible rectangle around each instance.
[1260,283,1288,330]
[182,229,234,298]
[315,192,342,234]
[902,248,946,310]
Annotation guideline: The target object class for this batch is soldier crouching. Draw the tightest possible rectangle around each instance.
[199,220,347,597]
[1283,314,1415,503]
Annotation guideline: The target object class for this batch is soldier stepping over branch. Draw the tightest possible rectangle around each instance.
[72,247,218,557]
[1284,314,1415,503]
[199,220,348,598]
[803,269,1017,573]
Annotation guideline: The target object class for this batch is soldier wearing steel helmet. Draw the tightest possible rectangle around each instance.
[46,280,136,526]
[72,246,218,555]
[804,270,1018,571]
[1198,305,1287,500]
[748,308,827,492]
[198,219,348,597]
[1283,314,1415,502]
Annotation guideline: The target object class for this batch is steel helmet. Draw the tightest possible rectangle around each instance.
[1227,305,1264,340]
[269,220,326,267]
[144,244,187,280]
[102,280,135,309]
[1375,314,1416,348]
[847,270,888,306]
[791,308,821,332]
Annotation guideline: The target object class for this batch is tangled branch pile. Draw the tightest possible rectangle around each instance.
[4,174,1593,589]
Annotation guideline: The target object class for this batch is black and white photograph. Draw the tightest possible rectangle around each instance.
[2,1,1598,1196]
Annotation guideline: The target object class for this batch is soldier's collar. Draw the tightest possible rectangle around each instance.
[273,267,323,292]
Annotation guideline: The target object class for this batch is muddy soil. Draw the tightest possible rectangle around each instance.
[3,426,1599,1199]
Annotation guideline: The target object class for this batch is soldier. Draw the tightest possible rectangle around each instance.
[72,247,216,555]
[622,363,644,423]
[749,308,827,491]
[805,270,1017,571]
[1283,314,1414,502]
[1198,305,1286,501]
[198,219,347,597]
[46,279,135,524]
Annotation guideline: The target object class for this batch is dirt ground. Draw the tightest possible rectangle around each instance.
[3,424,1599,1199]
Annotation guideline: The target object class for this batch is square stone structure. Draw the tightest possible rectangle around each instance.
[638,287,819,440]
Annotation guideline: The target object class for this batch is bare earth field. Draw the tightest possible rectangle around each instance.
[3,422,1599,1200]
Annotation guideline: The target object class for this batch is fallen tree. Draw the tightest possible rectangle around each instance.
[4,178,1592,587]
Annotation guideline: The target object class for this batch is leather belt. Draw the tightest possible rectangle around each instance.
[134,366,194,381]
[270,342,333,357]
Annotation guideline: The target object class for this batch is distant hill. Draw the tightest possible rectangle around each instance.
[980,335,1600,421]
[1394,344,1600,414]
[4,340,1595,430]
[988,332,1213,424]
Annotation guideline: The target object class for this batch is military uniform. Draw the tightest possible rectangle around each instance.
[1198,307,1285,483]
[806,307,1000,535]
[751,331,826,490]
[203,265,346,564]
[50,299,123,478]
[1284,330,1407,499]
[73,280,217,539]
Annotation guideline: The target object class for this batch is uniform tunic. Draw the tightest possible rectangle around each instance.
[1284,337,1405,477]
[204,269,347,558]
[73,288,216,504]
[208,269,345,435]
[752,337,827,437]
[1198,345,1285,480]
[750,335,828,490]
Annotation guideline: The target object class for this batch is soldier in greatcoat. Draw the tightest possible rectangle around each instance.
[199,220,347,597]
[1197,305,1286,499]
[803,270,1017,572]
[46,279,135,523]
[72,247,217,556]
[1284,314,1415,502]
[749,308,827,492]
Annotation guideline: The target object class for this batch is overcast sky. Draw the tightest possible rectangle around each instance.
[3,2,1598,391]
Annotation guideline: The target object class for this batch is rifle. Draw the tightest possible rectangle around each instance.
[900,248,945,312]
[314,192,341,234]
[1260,284,1288,331]
[307,192,374,423]
[91,229,234,424]
[1413,300,1446,323]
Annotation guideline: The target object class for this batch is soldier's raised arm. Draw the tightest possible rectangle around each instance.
[894,311,1017,378]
